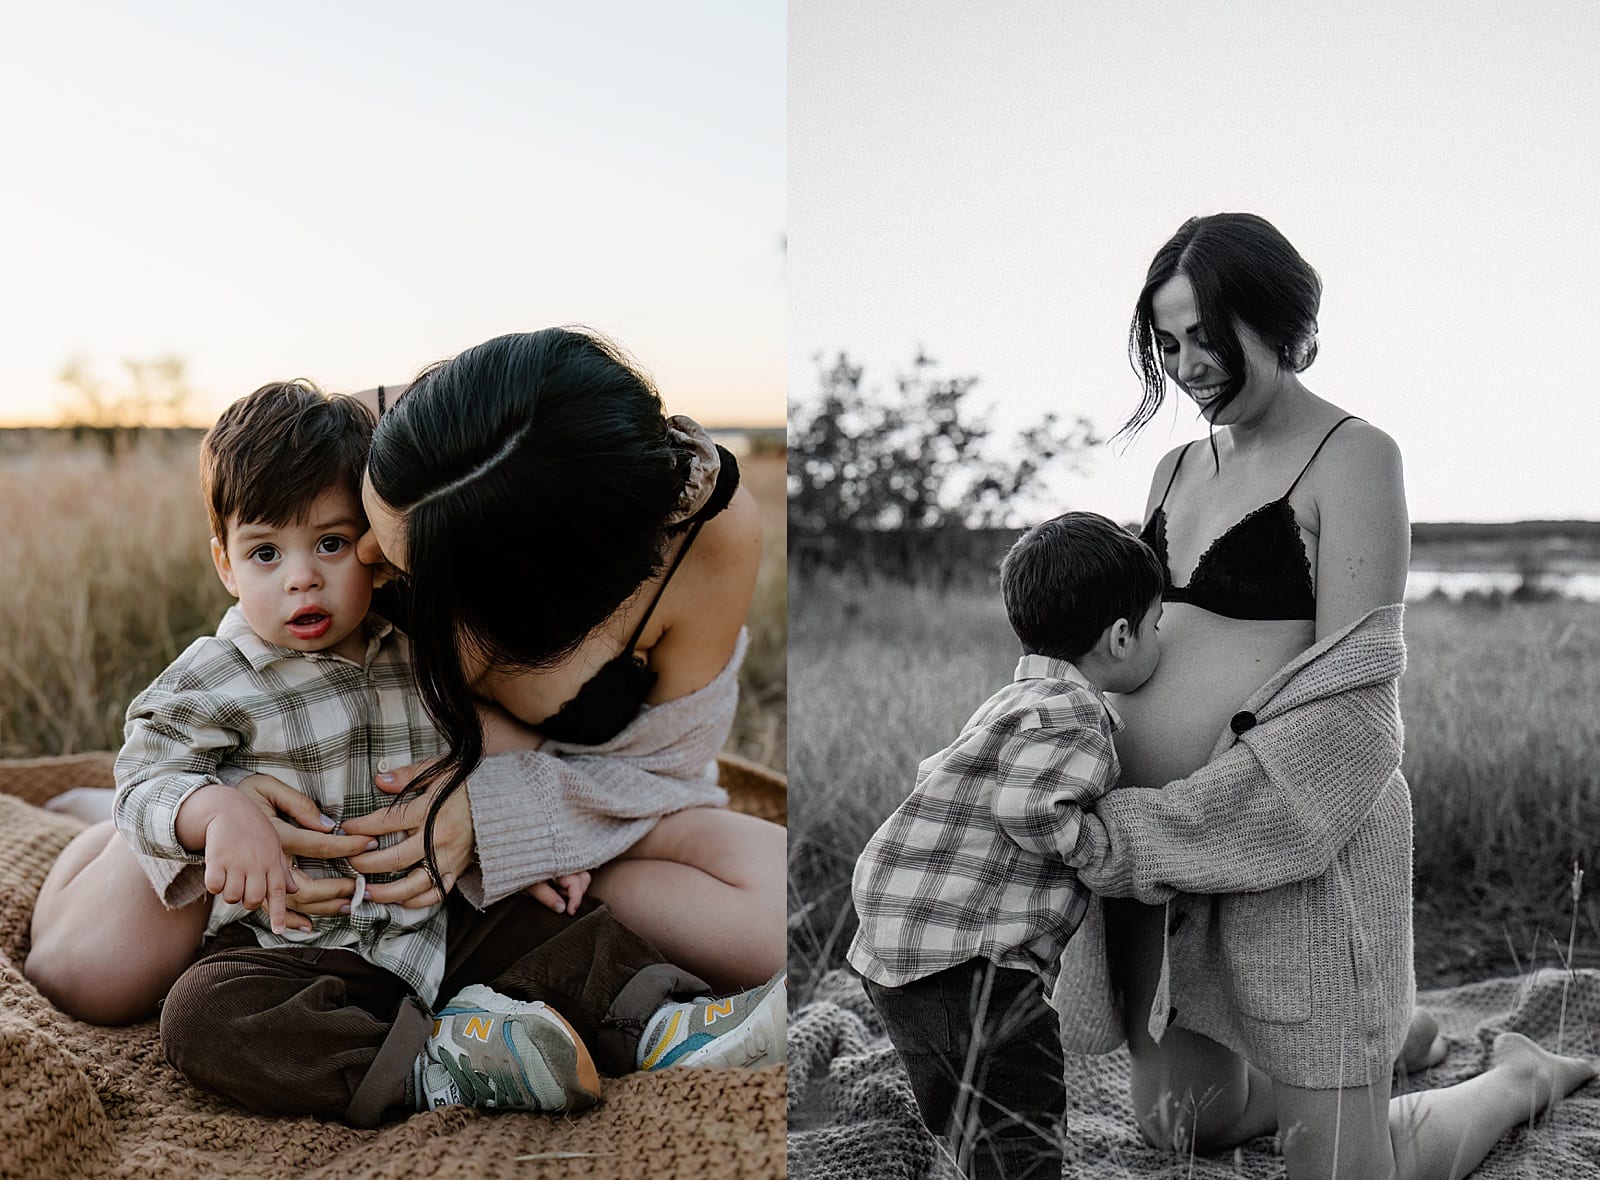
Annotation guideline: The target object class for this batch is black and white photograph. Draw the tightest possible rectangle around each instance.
[786,4,1600,1177]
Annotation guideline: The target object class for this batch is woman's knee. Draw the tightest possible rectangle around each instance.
[1127,1035,1257,1154]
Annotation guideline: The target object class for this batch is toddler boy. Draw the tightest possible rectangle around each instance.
[847,511,1164,1180]
[116,381,785,1125]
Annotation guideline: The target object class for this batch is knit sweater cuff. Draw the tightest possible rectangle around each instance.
[461,752,576,908]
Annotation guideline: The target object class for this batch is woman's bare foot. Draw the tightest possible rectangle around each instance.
[1396,1007,1448,1075]
[1489,1031,1598,1123]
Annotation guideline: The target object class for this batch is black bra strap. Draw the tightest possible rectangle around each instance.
[623,519,706,654]
[1157,442,1195,510]
[376,385,386,417]
[1285,416,1359,499]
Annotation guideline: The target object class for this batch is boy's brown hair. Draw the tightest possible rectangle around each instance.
[999,510,1165,662]
[200,381,374,543]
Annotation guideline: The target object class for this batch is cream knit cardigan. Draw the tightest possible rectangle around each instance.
[454,630,744,908]
[1055,604,1413,1089]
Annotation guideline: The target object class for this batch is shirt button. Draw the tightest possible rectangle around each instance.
[1230,710,1257,735]
[375,759,390,773]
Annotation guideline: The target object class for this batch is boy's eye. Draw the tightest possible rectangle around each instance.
[248,545,279,564]
[317,535,350,556]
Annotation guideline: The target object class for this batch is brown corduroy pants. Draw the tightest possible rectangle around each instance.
[159,894,709,1127]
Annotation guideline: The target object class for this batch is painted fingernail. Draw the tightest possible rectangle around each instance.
[339,904,351,915]
[554,901,565,913]
[365,840,379,851]
[318,813,336,829]
[376,772,395,785]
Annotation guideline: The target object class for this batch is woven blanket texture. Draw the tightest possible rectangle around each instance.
[788,966,1600,1179]
[0,757,784,1180]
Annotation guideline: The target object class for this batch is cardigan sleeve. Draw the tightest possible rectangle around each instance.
[1068,677,1402,901]
[457,630,744,907]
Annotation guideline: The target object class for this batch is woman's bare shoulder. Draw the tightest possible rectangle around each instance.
[674,485,761,619]
[1142,441,1196,517]
[1315,415,1403,482]
[647,486,762,698]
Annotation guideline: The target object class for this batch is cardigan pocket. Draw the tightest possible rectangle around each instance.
[1221,885,1312,1024]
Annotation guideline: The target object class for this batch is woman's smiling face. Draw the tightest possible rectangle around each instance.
[1150,273,1280,424]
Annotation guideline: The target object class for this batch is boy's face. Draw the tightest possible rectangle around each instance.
[210,484,374,664]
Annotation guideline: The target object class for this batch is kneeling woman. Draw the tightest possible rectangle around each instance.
[1056,214,1594,1180]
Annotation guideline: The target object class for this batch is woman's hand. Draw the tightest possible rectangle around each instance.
[340,760,476,909]
[525,871,590,915]
[235,772,372,928]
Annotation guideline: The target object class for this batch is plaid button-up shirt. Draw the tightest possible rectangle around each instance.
[115,605,448,1002]
[848,655,1119,991]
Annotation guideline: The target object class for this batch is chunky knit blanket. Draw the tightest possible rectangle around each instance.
[0,754,785,1180]
[788,967,1600,1179]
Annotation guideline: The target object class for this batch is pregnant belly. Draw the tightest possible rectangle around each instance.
[1110,604,1314,787]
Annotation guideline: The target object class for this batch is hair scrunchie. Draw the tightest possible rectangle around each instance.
[664,414,722,525]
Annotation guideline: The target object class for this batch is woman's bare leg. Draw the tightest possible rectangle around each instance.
[26,822,207,1024]
[1271,1033,1596,1180]
[1389,1033,1596,1180]
[587,807,784,991]
[1106,898,1278,1152]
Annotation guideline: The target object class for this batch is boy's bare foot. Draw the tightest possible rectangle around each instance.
[1489,1031,1598,1124]
[1395,1007,1448,1075]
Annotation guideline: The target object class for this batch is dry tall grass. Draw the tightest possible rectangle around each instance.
[0,440,787,773]
[789,573,1600,999]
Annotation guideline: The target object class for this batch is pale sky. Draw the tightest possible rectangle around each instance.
[0,1,784,428]
[790,1,1600,523]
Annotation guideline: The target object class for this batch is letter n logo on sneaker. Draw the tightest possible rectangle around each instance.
[462,1015,494,1043]
[705,999,735,1025]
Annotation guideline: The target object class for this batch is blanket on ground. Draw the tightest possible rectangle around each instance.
[788,966,1600,1179]
[0,754,785,1180]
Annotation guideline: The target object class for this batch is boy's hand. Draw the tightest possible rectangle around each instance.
[524,871,590,915]
[177,784,296,935]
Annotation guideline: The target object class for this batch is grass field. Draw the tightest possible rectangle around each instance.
[0,441,787,773]
[789,573,1600,1000]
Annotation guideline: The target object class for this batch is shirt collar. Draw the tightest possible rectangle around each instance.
[217,604,396,671]
[1013,652,1121,731]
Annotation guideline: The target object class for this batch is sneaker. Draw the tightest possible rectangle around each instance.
[415,984,602,1113]
[637,970,787,1071]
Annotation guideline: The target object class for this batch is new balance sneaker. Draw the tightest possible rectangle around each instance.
[637,970,787,1071]
[415,984,603,1113]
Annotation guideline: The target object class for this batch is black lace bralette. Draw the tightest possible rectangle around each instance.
[1138,417,1356,623]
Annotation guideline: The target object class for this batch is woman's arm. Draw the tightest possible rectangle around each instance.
[1310,421,1409,638]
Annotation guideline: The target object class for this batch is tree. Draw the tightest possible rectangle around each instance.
[788,349,1099,535]
[56,354,196,429]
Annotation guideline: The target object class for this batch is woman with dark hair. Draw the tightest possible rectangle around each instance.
[1052,214,1594,1177]
[339,327,784,991]
[27,327,782,1025]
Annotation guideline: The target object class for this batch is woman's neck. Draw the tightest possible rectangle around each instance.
[1220,373,1318,452]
